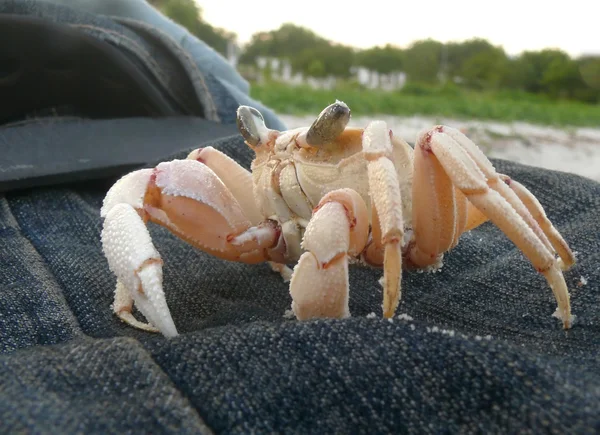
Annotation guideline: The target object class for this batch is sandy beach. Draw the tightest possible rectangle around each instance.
[279,114,600,182]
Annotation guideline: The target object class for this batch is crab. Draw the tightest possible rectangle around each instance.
[100,101,576,337]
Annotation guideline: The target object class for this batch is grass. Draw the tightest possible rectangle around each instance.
[249,82,600,127]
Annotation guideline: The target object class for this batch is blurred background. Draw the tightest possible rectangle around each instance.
[150,0,600,180]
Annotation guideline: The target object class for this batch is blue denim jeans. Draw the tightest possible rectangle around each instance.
[0,0,285,129]
[1,1,599,434]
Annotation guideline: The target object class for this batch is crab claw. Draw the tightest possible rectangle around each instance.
[101,157,284,337]
[236,105,270,147]
[304,101,351,147]
[102,200,178,337]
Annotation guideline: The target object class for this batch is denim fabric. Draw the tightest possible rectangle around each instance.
[44,0,287,130]
[48,0,250,93]
[0,0,286,129]
[0,117,239,191]
[1,132,599,433]
[0,0,217,120]
[1,1,599,433]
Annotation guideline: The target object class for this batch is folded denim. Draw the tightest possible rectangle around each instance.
[48,0,251,94]
[45,0,286,130]
[1,132,599,433]
[0,0,285,129]
[0,1,599,433]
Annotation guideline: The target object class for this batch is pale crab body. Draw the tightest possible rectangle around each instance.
[248,124,414,264]
[100,102,576,338]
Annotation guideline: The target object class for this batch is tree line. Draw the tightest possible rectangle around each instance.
[240,24,600,104]
[153,1,600,104]
[149,0,235,55]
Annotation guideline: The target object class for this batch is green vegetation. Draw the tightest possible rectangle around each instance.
[250,82,600,127]
[150,1,599,125]
[149,0,235,55]
[242,25,600,105]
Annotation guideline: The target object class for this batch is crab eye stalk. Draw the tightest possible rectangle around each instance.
[236,106,268,147]
[305,101,351,147]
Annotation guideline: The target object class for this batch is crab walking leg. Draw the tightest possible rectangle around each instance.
[440,127,556,256]
[499,175,576,271]
[435,126,575,310]
[408,155,491,267]
[409,144,462,268]
[464,198,489,232]
[289,189,369,320]
[362,121,405,318]
[415,126,573,328]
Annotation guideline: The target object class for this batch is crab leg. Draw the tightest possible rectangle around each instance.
[499,175,575,271]
[464,199,489,232]
[438,128,574,270]
[101,159,281,337]
[411,126,573,328]
[289,189,369,320]
[362,121,405,318]
[409,141,461,268]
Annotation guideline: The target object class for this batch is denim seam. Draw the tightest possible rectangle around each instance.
[0,334,215,434]
[71,23,188,115]
[4,196,215,432]
[113,17,220,122]
[3,196,84,339]
[72,23,167,83]
[108,335,216,434]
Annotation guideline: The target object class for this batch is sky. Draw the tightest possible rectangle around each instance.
[197,0,598,58]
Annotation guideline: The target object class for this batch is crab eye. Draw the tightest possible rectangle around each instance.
[236,106,267,147]
[305,101,351,147]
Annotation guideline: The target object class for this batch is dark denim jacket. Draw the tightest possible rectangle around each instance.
[1,1,599,434]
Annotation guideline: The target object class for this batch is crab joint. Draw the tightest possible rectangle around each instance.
[229,220,281,249]
[316,189,369,256]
